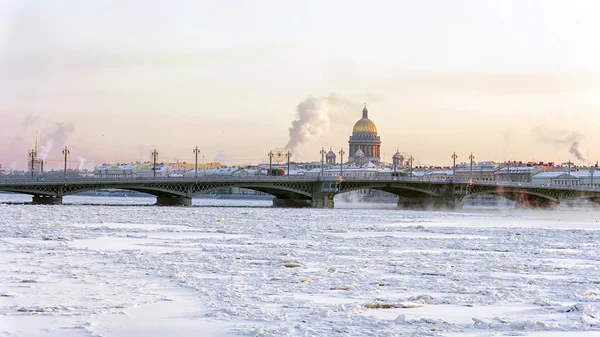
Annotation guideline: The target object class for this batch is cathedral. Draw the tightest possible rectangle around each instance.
[348,104,381,164]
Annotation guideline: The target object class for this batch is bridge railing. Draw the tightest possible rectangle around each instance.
[0,175,341,184]
[1,175,600,192]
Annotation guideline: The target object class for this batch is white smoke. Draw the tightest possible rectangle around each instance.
[213,151,230,166]
[38,140,53,160]
[569,141,586,162]
[285,93,354,154]
[138,144,150,163]
[532,126,586,162]
[38,122,75,160]
[77,156,86,170]
[21,115,41,128]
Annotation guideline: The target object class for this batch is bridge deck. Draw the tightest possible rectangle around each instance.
[1,177,599,208]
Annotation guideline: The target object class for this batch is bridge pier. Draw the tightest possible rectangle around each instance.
[312,194,335,209]
[156,196,192,206]
[32,196,63,205]
[272,198,312,208]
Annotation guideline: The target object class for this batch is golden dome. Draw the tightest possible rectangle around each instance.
[352,104,377,134]
[352,118,378,133]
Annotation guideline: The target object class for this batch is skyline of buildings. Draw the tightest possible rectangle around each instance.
[4,103,597,172]
[4,102,595,173]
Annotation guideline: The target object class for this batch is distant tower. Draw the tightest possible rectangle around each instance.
[29,133,41,174]
[326,148,336,165]
[393,150,404,168]
[348,104,381,163]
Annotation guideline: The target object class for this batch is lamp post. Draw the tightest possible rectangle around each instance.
[29,149,36,179]
[268,151,273,176]
[62,146,70,180]
[567,159,571,186]
[286,150,291,176]
[452,152,458,177]
[408,155,414,178]
[469,152,475,180]
[151,149,159,178]
[590,167,595,187]
[320,147,326,176]
[193,146,200,179]
[339,149,345,176]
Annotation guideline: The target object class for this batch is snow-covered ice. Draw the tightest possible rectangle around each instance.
[1,194,600,336]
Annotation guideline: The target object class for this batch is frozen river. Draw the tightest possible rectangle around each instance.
[1,194,600,336]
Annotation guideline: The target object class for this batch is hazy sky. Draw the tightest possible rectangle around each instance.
[1,0,599,170]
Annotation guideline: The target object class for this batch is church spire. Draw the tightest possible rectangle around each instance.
[362,103,368,119]
[34,132,39,153]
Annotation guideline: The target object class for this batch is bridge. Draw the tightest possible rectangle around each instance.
[1,176,600,208]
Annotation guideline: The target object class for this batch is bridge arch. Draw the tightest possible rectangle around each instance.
[55,181,313,199]
[334,182,448,208]
[462,188,559,208]
[189,183,312,200]
[0,180,315,206]
[336,182,442,199]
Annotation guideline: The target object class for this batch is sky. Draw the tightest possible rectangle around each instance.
[1,0,600,170]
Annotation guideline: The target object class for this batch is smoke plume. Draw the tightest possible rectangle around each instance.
[38,141,53,160]
[213,151,230,166]
[532,126,586,162]
[285,94,354,153]
[138,144,150,163]
[569,141,586,162]
[38,122,75,159]
[77,156,86,171]
[22,115,41,128]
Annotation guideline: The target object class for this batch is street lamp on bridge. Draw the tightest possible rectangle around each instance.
[339,149,345,176]
[567,159,572,186]
[286,150,291,176]
[452,152,458,177]
[267,151,273,175]
[407,155,414,178]
[28,149,36,179]
[320,147,326,176]
[62,146,70,180]
[469,152,475,180]
[193,146,200,180]
[151,149,159,178]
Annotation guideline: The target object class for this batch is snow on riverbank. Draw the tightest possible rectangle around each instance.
[1,196,600,336]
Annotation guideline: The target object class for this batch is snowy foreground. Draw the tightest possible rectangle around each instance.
[1,195,600,337]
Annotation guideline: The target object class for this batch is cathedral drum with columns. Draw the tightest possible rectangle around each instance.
[348,104,381,164]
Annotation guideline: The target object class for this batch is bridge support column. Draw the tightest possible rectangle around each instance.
[32,196,62,205]
[272,198,312,208]
[156,196,192,206]
[311,194,335,209]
